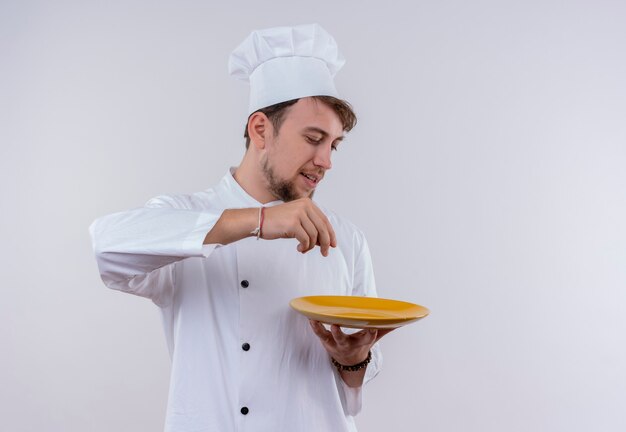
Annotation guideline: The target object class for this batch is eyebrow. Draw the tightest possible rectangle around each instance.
[302,126,344,142]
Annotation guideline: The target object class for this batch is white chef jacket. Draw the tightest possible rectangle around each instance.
[89,168,382,432]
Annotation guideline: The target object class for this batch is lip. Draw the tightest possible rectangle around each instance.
[300,172,321,189]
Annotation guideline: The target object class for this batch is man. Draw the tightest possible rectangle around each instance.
[90,24,390,431]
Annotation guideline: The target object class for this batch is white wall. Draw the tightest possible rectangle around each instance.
[2,1,625,431]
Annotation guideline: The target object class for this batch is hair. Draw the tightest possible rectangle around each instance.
[243,96,357,149]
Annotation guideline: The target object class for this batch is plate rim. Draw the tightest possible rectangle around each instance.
[289,295,430,327]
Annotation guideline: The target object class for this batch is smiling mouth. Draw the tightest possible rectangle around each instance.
[300,172,321,186]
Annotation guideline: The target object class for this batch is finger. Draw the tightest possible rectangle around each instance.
[294,225,310,253]
[353,327,377,338]
[300,217,318,253]
[309,320,333,342]
[305,207,331,256]
[349,328,378,346]
[330,324,349,345]
[311,205,337,249]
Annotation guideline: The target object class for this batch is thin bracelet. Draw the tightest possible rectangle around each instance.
[259,206,265,239]
[331,351,372,372]
[250,207,265,240]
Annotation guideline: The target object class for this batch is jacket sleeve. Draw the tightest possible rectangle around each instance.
[89,194,223,307]
[337,231,383,416]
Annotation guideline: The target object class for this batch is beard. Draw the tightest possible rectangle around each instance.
[261,155,314,202]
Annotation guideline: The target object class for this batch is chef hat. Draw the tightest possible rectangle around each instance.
[228,23,345,115]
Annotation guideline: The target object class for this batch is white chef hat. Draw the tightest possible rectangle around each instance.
[228,23,345,115]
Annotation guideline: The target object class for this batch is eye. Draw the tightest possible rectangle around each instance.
[306,136,323,144]
[331,144,339,151]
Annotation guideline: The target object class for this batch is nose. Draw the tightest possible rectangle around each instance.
[313,143,333,170]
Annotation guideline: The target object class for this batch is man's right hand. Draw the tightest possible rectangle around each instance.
[262,198,337,256]
[203,198,337,257]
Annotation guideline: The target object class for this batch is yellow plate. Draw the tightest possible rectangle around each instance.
[290,296,430,329]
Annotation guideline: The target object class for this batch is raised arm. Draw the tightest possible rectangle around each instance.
[90,196,337,305]
[204,198,337,256]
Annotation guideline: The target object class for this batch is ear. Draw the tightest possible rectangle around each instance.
[247,112,271,150]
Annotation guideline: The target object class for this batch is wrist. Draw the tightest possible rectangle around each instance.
[249,206,265,239]
[331,351,372,372]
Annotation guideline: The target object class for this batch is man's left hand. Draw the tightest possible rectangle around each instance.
[309,320,394,387]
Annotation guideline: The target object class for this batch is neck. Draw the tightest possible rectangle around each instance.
[233,150,278,204]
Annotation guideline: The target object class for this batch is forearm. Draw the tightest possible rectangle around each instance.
[203,208,258,245]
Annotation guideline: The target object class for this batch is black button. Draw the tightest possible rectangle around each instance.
[242,343,250,351]
[240,280,249,288]
[240,406,249,415]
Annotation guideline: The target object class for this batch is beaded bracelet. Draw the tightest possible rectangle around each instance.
[331,350,372,372]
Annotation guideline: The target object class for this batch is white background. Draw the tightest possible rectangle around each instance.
[2,1,625,431]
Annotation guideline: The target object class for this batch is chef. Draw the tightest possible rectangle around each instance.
[90,23,391,432]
